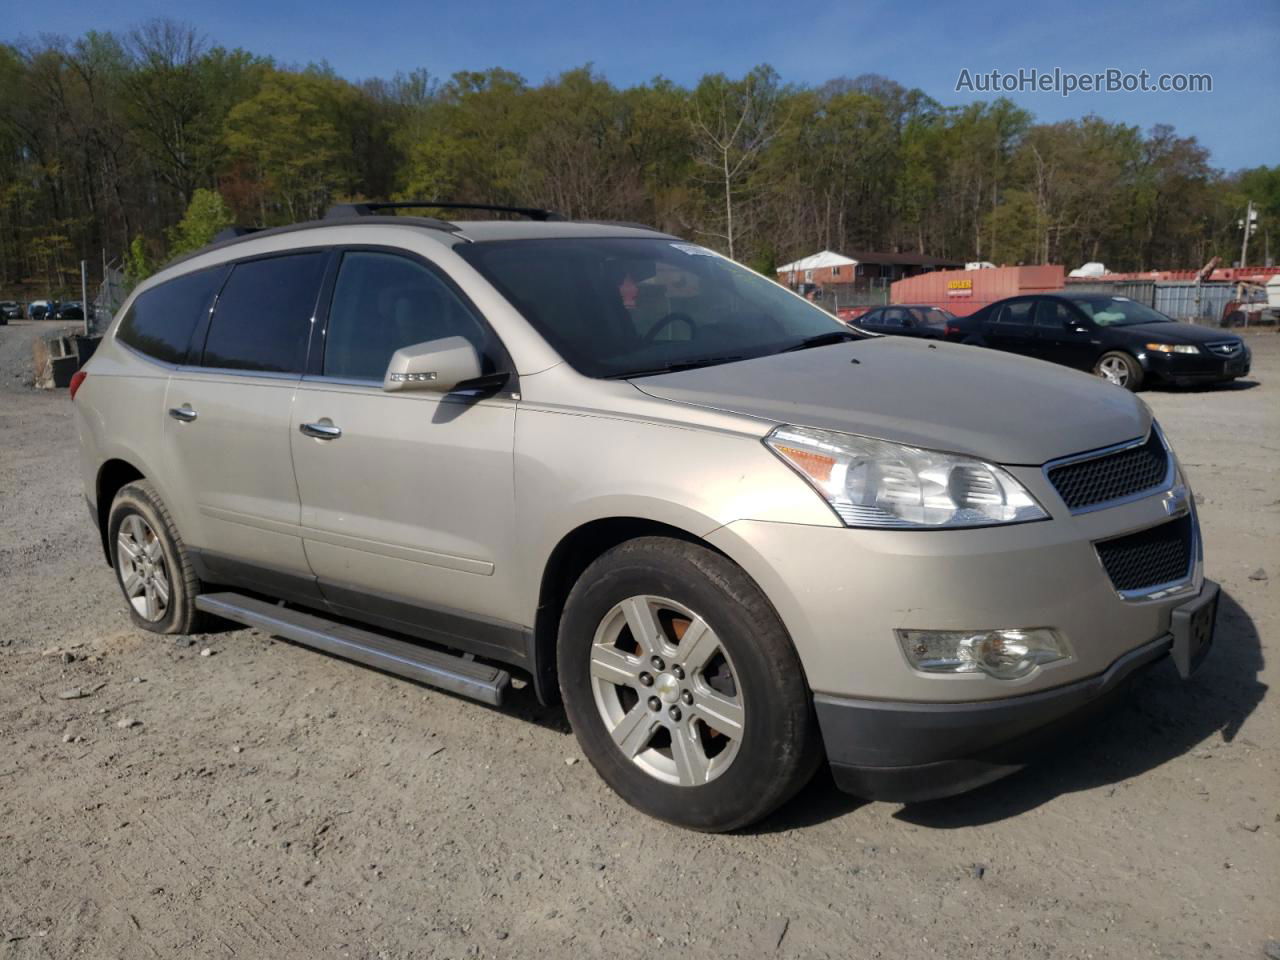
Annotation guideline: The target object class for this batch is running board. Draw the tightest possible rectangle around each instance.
[195,592,511,705]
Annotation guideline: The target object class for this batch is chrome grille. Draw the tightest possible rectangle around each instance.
[1206,340,1241,357]
[1095,515,1193,594]
[1046,431,1170,512]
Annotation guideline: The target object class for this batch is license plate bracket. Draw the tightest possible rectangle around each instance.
[1170,580,1218,678]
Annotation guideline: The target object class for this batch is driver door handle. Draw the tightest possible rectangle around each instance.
[168,406,198,422]
[299,421,342,440]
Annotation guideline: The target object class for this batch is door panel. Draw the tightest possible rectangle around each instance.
[290,247,520,626]
[984,299,1038,356]
[1035,299,1098,371]
[160,250,330,585]
[290,386,519,622]
[163,372,311,577]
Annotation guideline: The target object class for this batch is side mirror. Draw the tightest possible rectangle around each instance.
[383,336,482,393]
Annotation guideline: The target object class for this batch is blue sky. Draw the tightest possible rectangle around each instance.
[10,0,1279,170]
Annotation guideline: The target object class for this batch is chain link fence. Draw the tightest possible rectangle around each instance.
[812,279,891,316]
[93,263,126,333]
[1065,279,1238,325]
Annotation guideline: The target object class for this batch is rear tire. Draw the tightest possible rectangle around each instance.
[107,480,202,634]
[1094,351,1144,391]
[557,537,821,832]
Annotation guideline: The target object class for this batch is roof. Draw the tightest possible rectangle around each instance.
[777,249,963,272]
[167,215,672,269]
[845,250,963,267]
[775,250,857,272]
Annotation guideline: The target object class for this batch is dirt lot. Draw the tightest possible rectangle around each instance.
[1,318,1276,959]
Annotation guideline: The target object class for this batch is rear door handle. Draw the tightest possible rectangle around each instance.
[168,406,198,422]
[299,421,342,440]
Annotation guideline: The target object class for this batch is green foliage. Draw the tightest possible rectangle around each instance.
[123,235,153,289]
[223,69,355,223]
[167,188,233,255]
[0,19,1270,291]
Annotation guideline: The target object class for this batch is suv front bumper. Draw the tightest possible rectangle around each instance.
[816,579,1216,802]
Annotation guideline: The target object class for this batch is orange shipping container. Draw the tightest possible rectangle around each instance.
[891,265,1065,316]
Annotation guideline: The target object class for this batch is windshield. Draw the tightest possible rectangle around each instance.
[456,237,853,378]
[1069,296,1172,327]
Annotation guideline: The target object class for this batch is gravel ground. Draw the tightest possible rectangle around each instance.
[0,318,1276,959]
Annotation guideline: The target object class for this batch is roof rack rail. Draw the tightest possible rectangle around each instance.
[212,226,263,243]
[325,201,564,222]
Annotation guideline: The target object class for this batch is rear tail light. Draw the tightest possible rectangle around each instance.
[944,324,959,337]
[69,370,87,400]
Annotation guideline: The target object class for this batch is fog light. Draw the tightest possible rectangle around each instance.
[897,628,1070,680]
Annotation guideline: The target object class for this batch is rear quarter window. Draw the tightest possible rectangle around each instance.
[115,266,227,365]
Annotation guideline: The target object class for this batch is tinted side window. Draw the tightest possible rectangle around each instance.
[323,251,492,381]
[201,253,327,373]
[992,301,1034,325]
[116,267,226,364]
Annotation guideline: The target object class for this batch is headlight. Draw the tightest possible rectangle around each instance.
[1145,343,1200,355]
[766,425,1048,528]
[898,628,1071,679]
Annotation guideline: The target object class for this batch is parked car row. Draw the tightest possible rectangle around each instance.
[0,299,88,323]
[851,293,1251,391]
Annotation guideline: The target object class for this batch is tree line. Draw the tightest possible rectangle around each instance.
[2,19,1276,296]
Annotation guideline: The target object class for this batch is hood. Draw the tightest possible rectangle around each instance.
[631,337,1150,465]
[1112,322,1239,346]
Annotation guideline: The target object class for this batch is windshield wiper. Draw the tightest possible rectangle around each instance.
[608,355,747,379]
[781,330,861,353]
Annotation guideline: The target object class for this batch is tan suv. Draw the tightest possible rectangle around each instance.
[74,202,1219,831]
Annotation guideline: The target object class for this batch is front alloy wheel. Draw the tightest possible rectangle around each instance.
[589,595,745,787]
[1094,351,1143,390]
[557,537,820,831]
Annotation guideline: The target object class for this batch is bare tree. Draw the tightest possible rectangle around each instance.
[687,66,785,259]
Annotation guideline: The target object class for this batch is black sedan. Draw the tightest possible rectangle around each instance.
[953,293,1251,390]
[853,305,960,340]
[0,301,20,323]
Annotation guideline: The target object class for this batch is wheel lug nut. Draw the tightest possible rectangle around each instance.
[672,665,685,680]
[650,656,665,671]
[647,697,661,712]
[638,672,653,687]
[668,706,682,722]
[681,690,693,705]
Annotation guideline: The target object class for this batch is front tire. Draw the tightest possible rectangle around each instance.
[107,480,202,634]
[1094,351,1144,391]
[557,537,820,832]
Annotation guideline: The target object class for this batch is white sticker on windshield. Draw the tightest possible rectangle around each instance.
[1113,296,1131,301]
[670,242,718,257]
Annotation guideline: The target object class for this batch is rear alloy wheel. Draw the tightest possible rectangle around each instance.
[116,513,171,623]
[558,537,820,832]
[108,480,203,635]
[1094,351,1144,391]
